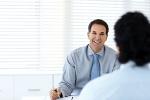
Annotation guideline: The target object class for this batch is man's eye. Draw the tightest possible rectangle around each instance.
[92,32,96,34]
[100,33,106,35]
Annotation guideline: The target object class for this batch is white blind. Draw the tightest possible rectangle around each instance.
[0,0,150,71]
[70,0,150,51]
[0,0,40,69]
[0,0,66,71]
[40,0,65,71]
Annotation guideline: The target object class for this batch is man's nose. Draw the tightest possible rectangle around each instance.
[95,35,101,40]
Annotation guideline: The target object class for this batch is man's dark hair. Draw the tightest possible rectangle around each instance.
[88,19,109,36]
[114,11,150,66]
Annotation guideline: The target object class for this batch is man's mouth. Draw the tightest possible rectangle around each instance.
[93,40,101,45]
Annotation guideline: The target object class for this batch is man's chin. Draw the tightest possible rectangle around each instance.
[90,43,102,49]
[93,43,101,47]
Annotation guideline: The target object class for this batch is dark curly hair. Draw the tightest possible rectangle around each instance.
[88,19,109,36]
[114,11,150,66]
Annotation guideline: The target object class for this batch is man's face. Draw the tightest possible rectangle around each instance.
[88,24,107,53]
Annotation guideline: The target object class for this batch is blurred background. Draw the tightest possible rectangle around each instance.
[0,0,150,100]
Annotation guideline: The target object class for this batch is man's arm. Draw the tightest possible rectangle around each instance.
[59,53,76,97]
[50,51,77,100]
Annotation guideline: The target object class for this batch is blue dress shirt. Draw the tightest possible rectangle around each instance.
[59,44,120,97]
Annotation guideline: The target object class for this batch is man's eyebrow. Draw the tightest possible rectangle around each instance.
[91,31,96,32]
[100,32,105,33]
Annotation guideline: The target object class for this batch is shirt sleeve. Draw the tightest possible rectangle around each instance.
[59,52,77,97]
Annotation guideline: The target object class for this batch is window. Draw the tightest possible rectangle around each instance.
[70,0,150,50]
[0,0,150,72]
[0,0,66,71]
[0,0,40,69]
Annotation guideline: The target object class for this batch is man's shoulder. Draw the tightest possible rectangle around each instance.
[104,45,117,55]
[71,45,88,55]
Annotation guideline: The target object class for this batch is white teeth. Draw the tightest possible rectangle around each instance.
[94,41,100,44]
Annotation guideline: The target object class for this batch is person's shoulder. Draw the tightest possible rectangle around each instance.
[88,72,115,86]
[105,45,117,53]
[70,45,88,55]
[79,73,116,100]
[66,45,88,59]
[83,67,123,92]
[104,45,118,57]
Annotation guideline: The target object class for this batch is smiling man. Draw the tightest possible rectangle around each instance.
[50,19,120,100]
[88,21,108,53]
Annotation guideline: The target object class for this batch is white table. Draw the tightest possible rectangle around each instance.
[57,96,78,100]
[21,96,50,100]
[21,96,78,100]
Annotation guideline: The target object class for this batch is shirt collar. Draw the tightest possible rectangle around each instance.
[87,44,104,57]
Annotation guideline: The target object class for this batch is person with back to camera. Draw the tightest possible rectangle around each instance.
[49,19,120,100]
[79,11,150,100]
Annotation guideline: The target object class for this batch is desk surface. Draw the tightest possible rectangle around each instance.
[21,96,78,100]
[21,96,49,100]
[57,96,78,100]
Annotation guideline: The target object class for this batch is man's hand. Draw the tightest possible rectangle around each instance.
[49,88,62,100]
